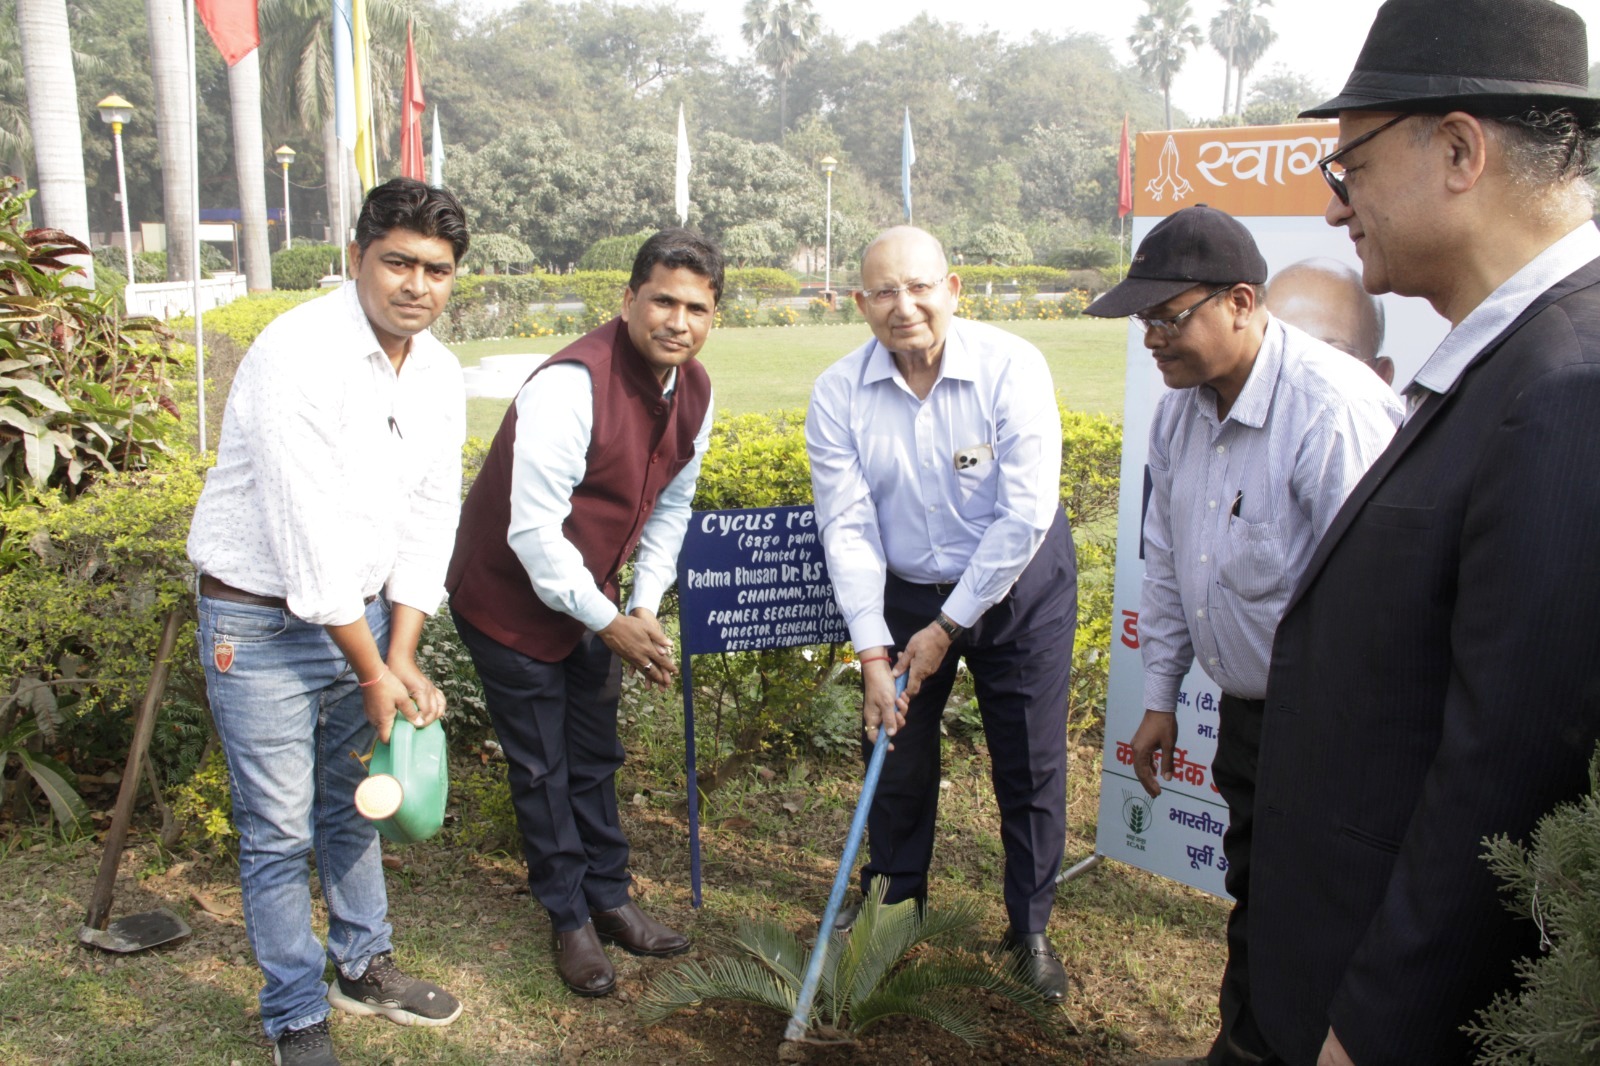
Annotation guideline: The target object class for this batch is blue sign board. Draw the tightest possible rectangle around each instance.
[677,505,849,654]
[674,505,851,907]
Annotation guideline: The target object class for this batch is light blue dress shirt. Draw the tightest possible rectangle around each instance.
[806,317,1062,651]
[1141,316,1403,709]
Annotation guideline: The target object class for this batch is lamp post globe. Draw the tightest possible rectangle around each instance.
[275,146,296,250]
[97,95,136,284]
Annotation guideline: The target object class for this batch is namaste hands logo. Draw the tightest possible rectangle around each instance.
[1145,136,1193,203]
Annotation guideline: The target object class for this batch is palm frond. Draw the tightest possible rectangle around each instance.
[728,918,806,990]
[859,949,1067,1037]
[849,987,987,1045]
[636,957,797,1025]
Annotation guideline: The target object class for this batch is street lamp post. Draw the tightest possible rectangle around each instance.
[96,95,136,284]
[820,156,838,306]
[275,145,296,250]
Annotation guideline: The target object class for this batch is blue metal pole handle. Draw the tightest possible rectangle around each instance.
[784,671,906,1042]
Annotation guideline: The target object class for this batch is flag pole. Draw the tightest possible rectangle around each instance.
[187,0,207,452]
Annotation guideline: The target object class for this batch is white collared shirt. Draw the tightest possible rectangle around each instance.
[507,362,714,633]
[1406,220,1600,417]
[1141,317,1403,708]
[806,317,1062,651]
[187,282,465,626]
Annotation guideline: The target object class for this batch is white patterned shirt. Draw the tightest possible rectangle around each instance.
[807,317,1062,651]
[187,282,465,626]
[1142,316,1402,709]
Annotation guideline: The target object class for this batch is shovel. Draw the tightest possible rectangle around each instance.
[783,672,905,1043]
[78,610,192,953]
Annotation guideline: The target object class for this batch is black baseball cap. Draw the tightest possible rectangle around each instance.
[1085,206,1268,319]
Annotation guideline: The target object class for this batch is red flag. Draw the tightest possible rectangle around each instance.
[399,22,426,181]
[196,0,259,67]
[1117,116,1133,219]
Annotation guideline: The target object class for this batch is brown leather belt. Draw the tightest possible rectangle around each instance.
[200,574,377,611]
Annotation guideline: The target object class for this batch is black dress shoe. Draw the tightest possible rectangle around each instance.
[999,929,1069,1004]
[552,922,616,997]
[590,901,690,957]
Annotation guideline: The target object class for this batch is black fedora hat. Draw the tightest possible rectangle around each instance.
[1085,206,1267,320]
[1301,0,1597,120]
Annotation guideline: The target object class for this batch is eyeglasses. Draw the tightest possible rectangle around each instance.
[1132,285,1235,338]
[1318,114,1411,206]
[861,276,947,305]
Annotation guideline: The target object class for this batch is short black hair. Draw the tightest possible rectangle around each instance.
[629,228,725,304]
[354,178,470,263]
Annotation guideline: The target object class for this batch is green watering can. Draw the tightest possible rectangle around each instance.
[354,718,448,844]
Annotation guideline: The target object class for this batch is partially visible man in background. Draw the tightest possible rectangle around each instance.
[1264,258,1395,384]
[188,177,469,1066]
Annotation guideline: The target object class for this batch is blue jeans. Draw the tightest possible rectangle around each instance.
[199,595,394,1040]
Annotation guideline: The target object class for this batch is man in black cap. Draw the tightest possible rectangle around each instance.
[1085,206,1400,1066]
[1249,2,1600,1064]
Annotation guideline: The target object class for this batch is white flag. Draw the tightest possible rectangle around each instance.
[675,104,690,226]
[431,110,444,187]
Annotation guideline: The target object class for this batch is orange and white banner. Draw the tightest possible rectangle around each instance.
[1134,123,1341,219]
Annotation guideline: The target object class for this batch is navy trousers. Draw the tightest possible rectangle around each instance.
[861,507,1077,935]
[452,610,633,932]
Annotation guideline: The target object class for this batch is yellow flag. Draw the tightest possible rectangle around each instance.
[352,0,376,190]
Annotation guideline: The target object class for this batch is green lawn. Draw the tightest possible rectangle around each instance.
[451,318,1131,442]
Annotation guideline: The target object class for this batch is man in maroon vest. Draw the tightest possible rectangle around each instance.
[447,229,721,997]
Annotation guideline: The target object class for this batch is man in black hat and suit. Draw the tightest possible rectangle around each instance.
[1085,207,1400,1066]
[1249,2,1600,1064]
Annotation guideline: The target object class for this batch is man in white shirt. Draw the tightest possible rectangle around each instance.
[188,178,468,1066]
[806,226,1077,1002]
[446,229,719,998]
[1249,2,1600,1063]
[1084,206,1401,1066]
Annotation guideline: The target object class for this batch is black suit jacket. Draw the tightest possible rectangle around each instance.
[1251,253,1600,1066]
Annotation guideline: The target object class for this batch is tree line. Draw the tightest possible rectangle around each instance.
[5,0,1343,283]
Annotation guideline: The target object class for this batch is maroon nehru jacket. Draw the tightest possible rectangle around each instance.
[446,317,712,662]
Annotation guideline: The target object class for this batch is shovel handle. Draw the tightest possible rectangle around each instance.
[84,610,184,932]
[785,672,906,1042]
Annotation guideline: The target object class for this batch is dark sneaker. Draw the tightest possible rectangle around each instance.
[327,951,463,1027]
[273,1019,339,1066]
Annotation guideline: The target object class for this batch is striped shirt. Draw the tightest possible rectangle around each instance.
[1142,316,1402,709]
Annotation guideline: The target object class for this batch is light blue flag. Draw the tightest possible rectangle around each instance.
[332,0,354,146]
[901,107,915,223]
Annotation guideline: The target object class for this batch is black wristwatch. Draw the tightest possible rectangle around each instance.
[933,612,966,640]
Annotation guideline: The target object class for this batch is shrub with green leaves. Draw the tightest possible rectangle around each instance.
[724,267,800,304]
[0,177,186,496]
[270,243,343,290]
[579,232,652,272]
[1466,744,1600,1064]
[462,233,534,275]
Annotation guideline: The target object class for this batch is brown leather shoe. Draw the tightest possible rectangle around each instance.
[589,900,691,957]
[551,922,615,997]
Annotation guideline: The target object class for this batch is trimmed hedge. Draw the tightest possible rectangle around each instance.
[270,243,343,290]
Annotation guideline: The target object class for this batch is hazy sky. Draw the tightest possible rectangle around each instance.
[463,0,1600,125]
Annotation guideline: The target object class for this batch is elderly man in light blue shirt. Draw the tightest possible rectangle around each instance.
[1086,205,1401,1066]
[807,226,1078,1002]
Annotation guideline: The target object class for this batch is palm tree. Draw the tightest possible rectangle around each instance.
[1231,7,1277,117]
[741,0,820,138]
[16,0,92,284]
[259,0,422,246]
[227,50,273,291]
[145,0,195,283]
[1208,3,1240,115]
[1129,0,1203,131]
